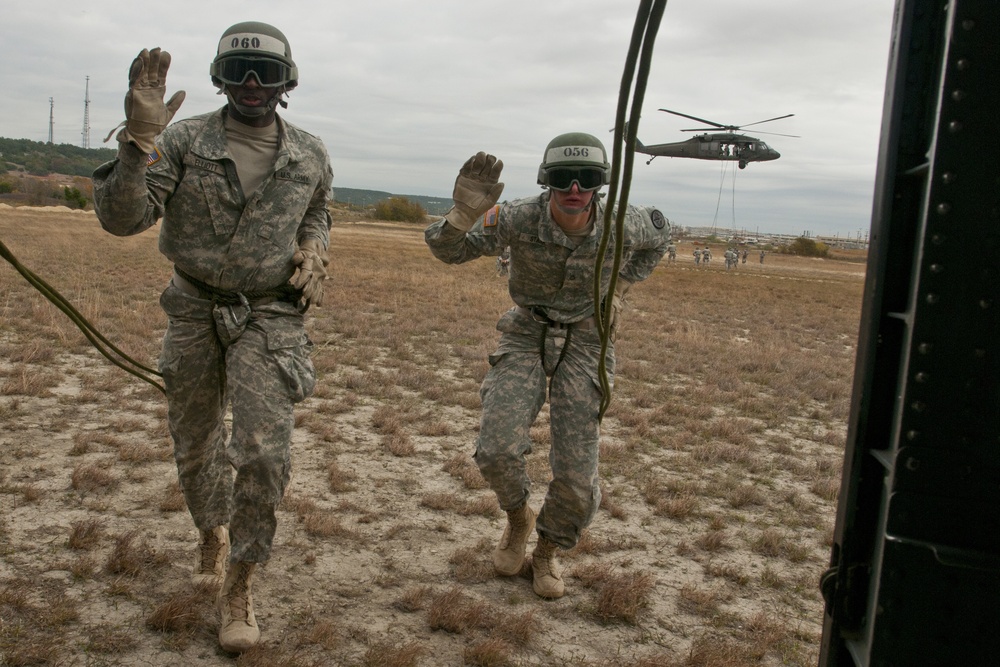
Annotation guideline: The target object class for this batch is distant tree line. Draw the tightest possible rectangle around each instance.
[0,137,117,177]
[0,136,445,221]
[780,237,830,258]
[373,196,427,223]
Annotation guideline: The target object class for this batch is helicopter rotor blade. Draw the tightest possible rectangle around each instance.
[659,108,731,130]
[747,129,800,138]
[739,113,795,128]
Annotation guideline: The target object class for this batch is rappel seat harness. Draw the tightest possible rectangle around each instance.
[173,266,301,306]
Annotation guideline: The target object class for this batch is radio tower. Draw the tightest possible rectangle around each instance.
[81,76,91,149]
[48,98,54,144]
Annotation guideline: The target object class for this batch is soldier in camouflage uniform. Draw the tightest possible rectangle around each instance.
[92,22,333,653]
[425,133,669,599]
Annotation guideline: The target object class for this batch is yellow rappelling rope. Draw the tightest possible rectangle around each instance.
[596,0,668,421]
[0,237,165,395]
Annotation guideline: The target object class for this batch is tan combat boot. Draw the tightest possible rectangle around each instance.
[192,525,229,586]
[531,536,564,599]
[218,562,260,653]
[493,503,537,576]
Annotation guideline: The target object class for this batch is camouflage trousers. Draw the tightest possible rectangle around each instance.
[158,284,315,563]
[475,306,615,550]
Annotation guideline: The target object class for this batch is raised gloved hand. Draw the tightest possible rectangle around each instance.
[289,238,329,308]
[443,152,505,232]
[117,48,186,154]
[608,278,632,340]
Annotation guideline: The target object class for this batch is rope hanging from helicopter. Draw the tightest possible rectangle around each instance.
[710,159,738,235]
[595,0,667,421]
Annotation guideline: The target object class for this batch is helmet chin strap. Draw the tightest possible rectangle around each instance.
[220,87,288,118]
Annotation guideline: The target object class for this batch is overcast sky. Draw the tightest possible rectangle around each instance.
[2,1,897,238]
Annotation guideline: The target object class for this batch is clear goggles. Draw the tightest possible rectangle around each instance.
[547,167,605,192]
[215,57,293,87]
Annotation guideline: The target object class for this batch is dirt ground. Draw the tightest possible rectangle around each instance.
[0,205,862,666]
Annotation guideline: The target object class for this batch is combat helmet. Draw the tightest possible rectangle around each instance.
[210,21,298,90]
[537,132,612,190]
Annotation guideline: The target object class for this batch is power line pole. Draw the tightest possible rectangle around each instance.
[48,97,54,144]
[81,76,91,149]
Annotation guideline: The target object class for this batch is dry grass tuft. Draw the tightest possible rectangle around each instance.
[232,643,327,667]
[385,431,416,456]
[104,530,169,577]
[443,451,489,489]
[449,538,498,583]
[695,529,730,553]
[303,511,363,540]
[678,584,724,618]
[491,608,538,646]
[362,640,426,667]
[158,480,187,512]
[86,625,140,654]
[394,585,433,612]
[752,528,813,563]
[427,587,489,634]
[327,459,357,493]
[572,563,656,624]
[463,637,516,667]
[0,365,55,397]
[68,517,105,550]
[302,618,341,650]
[146,587,214,634]
[420,491,501,518]
[117,440,171,463]
[70,461,120,492]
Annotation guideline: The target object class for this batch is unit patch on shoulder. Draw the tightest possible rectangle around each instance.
[649,208,667,230]
[146,147,162,167]
[483,205,500,228]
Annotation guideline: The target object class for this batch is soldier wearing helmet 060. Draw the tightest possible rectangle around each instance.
[425,134,670,599]
[91,22,334,653]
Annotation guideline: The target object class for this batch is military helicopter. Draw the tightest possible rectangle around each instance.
[630,108,797,169]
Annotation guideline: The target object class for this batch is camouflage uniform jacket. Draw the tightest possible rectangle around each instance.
[92,107,333,293]
[425,193,669,322]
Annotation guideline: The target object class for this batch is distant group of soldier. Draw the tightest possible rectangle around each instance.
[502,242,766,273]
[684,246,766,269]
[723,247,749,270]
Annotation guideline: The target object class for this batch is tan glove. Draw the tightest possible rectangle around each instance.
[608,279,632,339]
[116,48,186,153]
[443,152,505,231]
[289,238,329,308]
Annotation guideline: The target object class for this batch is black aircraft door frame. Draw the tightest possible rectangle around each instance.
[819,0,1000,665]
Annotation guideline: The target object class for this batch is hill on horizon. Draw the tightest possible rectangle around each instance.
[1,136,452,215]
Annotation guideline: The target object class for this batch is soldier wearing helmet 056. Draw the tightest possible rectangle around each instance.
[92,21,334,654]
[425,134,670,600]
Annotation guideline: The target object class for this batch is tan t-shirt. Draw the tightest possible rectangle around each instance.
[562,219,595,248]
[224,115,279,196]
